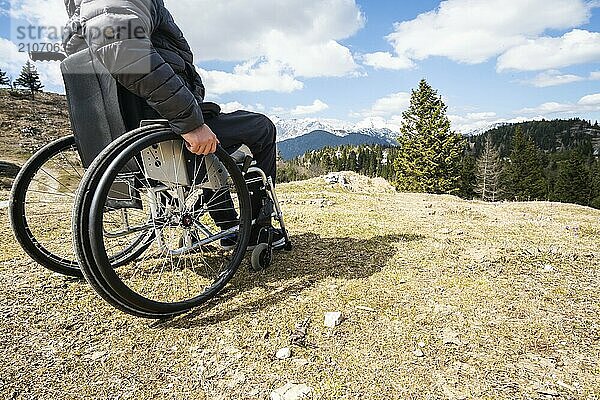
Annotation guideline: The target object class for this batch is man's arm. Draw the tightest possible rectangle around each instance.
[79,0,204,136]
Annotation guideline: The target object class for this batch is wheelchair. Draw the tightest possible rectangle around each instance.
[9,50,291,318]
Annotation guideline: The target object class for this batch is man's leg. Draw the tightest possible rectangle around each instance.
[204,110,276,180]
[204,111,277,220]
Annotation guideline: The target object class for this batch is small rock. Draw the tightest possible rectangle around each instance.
[556,380,576,392]
[276,347,292,360]
[292,358,309,366]
[289,318,310,346]
[418,341,426,348]
[88,351,107,361]
[442,327,462,346]
[324,312,344,328]
[413,348,425,357]
[543,264,554,272]
[270,383,312,400]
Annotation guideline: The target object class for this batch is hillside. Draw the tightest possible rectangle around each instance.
[0,89,71,163]
[468,119,600,157]
[1,173,599,399]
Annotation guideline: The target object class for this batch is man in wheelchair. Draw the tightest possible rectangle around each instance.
[62,0,286,250]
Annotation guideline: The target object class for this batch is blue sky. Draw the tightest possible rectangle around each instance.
[1,0,599,133]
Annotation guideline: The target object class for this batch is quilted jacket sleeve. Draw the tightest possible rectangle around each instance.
[79,0,204,134]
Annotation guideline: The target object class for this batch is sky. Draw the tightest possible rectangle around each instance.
[1,0,599,133]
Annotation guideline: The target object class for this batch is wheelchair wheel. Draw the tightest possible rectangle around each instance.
[10,135,155,278]
[75,125,252,318]
[250,243,271,272]
[9,136,83,276]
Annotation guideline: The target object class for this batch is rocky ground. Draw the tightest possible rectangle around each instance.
[0,172,599,399]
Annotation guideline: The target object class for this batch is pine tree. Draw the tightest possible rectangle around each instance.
[393,79,465,194]
[553,154,590,206]
[0,69,10,87]
[475,136,503,201]
[14,61,44,98]
[590,159,600,209]
[505,126,547,201]
[458,154,477,199]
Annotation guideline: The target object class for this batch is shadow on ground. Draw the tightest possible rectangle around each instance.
[161,232,424,329]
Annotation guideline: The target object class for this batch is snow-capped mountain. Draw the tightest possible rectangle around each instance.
[464,122,508,137]
[272,116,399,144]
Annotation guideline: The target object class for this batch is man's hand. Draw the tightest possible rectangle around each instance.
[181,124,220,155]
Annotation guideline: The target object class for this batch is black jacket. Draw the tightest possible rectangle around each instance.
[63,0,205,134]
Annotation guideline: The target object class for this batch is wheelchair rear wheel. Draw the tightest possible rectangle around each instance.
[10,135,155,278]
[75,125,252,318]
[10,136,83,276]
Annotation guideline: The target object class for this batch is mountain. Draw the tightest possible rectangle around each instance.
[272,117,399,160]
[277,129,398,160]
[272,116,399,142]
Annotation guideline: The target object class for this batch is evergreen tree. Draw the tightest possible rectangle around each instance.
[505,127,547,201]
[14,61,44,98]
[458,154,477,199]
[347,150,358,172]
[475,136,503,201]
[590,159,600,209]
[553,155,589,206]
[393,79,465,194]
[0,69,10,86]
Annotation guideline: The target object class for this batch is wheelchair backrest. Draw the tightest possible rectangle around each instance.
[61,49,127,168]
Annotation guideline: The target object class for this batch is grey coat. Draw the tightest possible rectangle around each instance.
[63,0,205,134]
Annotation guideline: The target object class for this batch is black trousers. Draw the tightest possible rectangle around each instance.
[119,88,276,228]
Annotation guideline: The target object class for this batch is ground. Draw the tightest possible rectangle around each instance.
[0,172,598,400]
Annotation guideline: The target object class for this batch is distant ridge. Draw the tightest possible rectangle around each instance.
[277,130,398,159]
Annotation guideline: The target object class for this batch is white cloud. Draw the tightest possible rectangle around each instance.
[361,92,411,117]
[527,70,585,87]
[9,0,66,33]
[347,92,411,132]
[578,93,600,106]
[449,112,540,134]
[165,0,365,79]
[0,38,29,77]
[290,100,329,116]
[498,30,600,71]
[361,52,414,70]
[219,101,265,114]
[7,0,366,94]
[591,71,600,80]
[198,59,303,94]
[519,93,600,114]
[0,37,64,91]
[386,0,595,65]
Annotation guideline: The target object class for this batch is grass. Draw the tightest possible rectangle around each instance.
[0,172,599,399]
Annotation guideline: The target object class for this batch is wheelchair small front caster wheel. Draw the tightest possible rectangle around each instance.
[251,243,272,271]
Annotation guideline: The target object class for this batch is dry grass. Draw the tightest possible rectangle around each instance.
[0,173,599,400]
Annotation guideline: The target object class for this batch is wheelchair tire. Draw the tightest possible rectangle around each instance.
[10,135,156,279]
[9,136,83,277]
[250,243,271,272]
[76,125,252,318]
[73,125,176,318]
